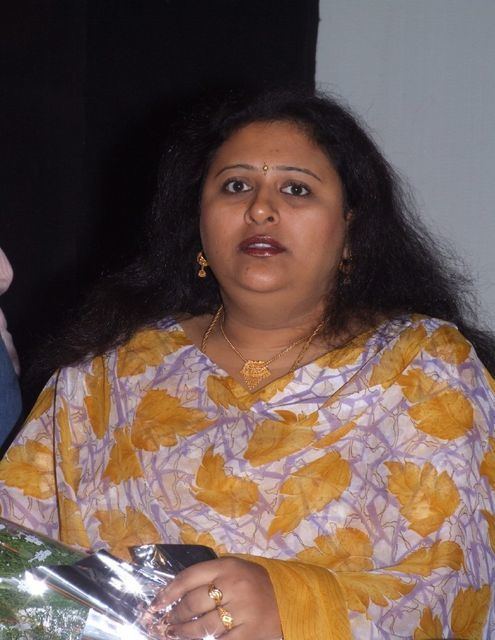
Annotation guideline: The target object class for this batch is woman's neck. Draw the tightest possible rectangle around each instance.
[180,293,356,391]
[219,294,327,354]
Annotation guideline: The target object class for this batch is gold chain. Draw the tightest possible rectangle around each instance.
[288,320,325,373]
[220,317,308,367]
[201,305,324,391]
[201,306,223,352]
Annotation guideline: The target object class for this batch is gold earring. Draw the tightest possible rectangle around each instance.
[197,251,208,278]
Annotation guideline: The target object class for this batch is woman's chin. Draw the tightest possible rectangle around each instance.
[214,263,297,296]
[234,273,289,295]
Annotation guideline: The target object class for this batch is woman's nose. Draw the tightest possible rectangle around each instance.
[244,190,279,225]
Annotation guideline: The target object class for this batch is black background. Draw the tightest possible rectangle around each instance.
[0,0,319,409]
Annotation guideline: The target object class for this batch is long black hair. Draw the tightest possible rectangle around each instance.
[42,88,495,374]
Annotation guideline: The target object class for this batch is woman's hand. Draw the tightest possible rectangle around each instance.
[144,556,283,639]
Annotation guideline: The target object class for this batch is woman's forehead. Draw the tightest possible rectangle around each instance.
[209,121,328,169]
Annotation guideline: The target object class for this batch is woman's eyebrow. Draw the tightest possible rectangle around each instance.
[274,165,322,182]
[215,164,256,177]
[215,163,322,181]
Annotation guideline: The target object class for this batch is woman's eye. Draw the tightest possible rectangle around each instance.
[224,179,251,193]
[281,183,310,197]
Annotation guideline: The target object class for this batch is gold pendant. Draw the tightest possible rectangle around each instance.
[240,360,271,391]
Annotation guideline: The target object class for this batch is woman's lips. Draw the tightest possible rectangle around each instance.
[238,236,286,257]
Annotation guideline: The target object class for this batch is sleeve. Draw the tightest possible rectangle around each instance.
[0,371,61,539]
[247,321,495,640]
[0,361,98,550]
[0,248,20,373]
[0,333,22,445]
[239,554,352,639]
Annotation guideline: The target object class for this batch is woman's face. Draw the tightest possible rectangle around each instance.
[200,121,348,305]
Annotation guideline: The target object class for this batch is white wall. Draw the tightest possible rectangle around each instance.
[316,1,495,324]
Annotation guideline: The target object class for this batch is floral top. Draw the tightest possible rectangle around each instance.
[0,314,494,639]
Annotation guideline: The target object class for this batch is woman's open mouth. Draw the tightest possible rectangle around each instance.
[238,235,286,257]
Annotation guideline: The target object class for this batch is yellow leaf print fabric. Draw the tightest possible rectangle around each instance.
[172,519,227,555]
[244,410,318,466]
[481,510,495,555]
[313,418,357,448]
[103,427,143,484]
[0,315,493,639]
[408,388,473,439]
[58,496,91,549]
[0,439,55,499]
[84,356,110,438]
[207,372,294,410]
[397,368,447,403]
[480,437,495,489]
[95,507,161,560]
[389,540,464,576]
[369,324,427,389]
[268,450,351,537]
[296,527,373,571]
[116,328,190,377]
[385,461,460,536]
[131,389,212,450]
[57,399,82,494]
[193,446,259,517]
[425,325,472,364]
[315,328,373,369]
[25,386,55,422]
[451,585,491,640]
[338,571,415,614]
[413,608,443,640]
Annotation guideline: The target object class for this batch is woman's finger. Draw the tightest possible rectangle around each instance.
[148,558,232,612]
[169,582,222,624]
[165,607,234,639]
[144,557,282,639]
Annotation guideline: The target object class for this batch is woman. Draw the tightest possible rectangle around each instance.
[0,89,494,639]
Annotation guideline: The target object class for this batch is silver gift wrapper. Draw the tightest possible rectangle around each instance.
[0,518,216,639]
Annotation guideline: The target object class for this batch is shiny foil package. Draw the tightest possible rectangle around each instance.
[0,517,215,639]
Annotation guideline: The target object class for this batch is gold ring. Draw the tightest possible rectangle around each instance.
[207,583,223,606]
[217,606,234,631]
[208,582,223,607]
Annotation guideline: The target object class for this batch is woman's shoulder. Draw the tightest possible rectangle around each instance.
[371,313,495,394]
[102,316,194,378]
[375,313,472,347]
[54,316,191,382]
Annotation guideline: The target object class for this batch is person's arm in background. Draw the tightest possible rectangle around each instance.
[0,247,22,446]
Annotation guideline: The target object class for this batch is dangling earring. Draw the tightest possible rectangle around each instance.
[197,251,208,278]
[339,253,353,285]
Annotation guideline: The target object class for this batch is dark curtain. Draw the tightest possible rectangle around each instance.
[0,0,319,410]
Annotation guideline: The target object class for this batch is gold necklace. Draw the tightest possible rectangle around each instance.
[201,306,324,391]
